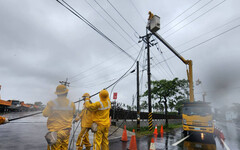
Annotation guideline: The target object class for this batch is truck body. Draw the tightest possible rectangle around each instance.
[182,102,214,134]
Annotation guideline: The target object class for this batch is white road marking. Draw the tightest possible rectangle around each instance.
[172,135,190,146]
[221,139,230,150]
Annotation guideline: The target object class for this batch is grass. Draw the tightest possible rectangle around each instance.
[126,123,182,137]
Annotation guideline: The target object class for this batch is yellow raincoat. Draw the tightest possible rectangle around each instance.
[85,89,111,150]
[43,97,75,150]
[75,104,93,150]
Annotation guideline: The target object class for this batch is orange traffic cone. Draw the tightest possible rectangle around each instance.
[160,124,164,134]
[121,125,128,142]
[149,138,156,150]
[153,125,158,135]
[128,129,137,150]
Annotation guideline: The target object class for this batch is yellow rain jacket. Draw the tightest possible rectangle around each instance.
[85,98,111,126]
[75,106,93,128]
[43,97,76,131]
[85,89,111,150]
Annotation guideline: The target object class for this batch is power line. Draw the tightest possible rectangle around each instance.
[69,43,137,80]
[153,23,240,67]
[165,0,226,38]
[162,0,213,35]
[70,49,139,83]
[162,0,202,29]
[93,0,137,44]
[129,0,146,23]
[175,16,240,48]
[106,0,140,36]
[57,0,135,61]
[84,0,133,47]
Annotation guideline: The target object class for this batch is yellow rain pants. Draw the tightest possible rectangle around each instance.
[76,127,91,150]
[47,128,71,150]
[93,125,109,150]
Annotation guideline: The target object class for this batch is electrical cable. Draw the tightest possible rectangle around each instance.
[69,43,145,143]
[93,0,137,44]
[106,0,140,36]
[129,0,146,23]
[57,0,135,61]
[174,16,240,48]
[69,43,138,81]
[84,0,134,47]
[162,0,213,35]
[161,0,202,29]
[152,23,240,67]
[165,0,226,38]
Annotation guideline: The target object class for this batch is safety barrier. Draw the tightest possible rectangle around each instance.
[110,109,182,120]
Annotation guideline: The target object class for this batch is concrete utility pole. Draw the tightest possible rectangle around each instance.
[146,30,153,131]
[59,78,70,87]
[138,31,155,131]
[136,61,140,132]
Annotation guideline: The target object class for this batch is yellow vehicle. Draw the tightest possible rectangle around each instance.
[182,102,214,134]
[147,12,214,135]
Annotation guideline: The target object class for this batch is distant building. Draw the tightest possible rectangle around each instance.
[225,111,238,121]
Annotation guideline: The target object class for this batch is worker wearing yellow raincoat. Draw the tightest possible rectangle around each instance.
[0,116,8,125]
[85,89,111,150]
[75,93,93,150]
[43,85,75,150]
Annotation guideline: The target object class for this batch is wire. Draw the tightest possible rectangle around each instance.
[57,0,135,61]
[161,0,202,29]
[165,0,226,38]
[69,43,137,80]
[84,0,134,47]
[93,0,137,44]
[152,23,240,67]
[73,42,144,104]
[106,0,140,36]
[162,0,213,35]
[129,0,146,23]
[175,16,240,48]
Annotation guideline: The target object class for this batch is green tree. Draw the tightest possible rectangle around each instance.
[142,78,188,127]
[34,101,43,106]
[140,101,148,112]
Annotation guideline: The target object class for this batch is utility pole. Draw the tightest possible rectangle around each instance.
[146,29,153,131]
[59,78,70,87]
[136,61,140,132]
[138,31,155,131]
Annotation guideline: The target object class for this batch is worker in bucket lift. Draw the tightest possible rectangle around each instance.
[75,93,93,150]
[43,85,75,150]
[84,89,111,150]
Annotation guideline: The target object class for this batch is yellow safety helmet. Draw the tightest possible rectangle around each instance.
[55,85,69,95]
[82,93,90,98]
[99,89,109,101]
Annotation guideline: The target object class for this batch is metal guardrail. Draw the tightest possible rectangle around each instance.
[110,109,182,120]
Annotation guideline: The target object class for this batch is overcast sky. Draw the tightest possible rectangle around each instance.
[0,0,240,109]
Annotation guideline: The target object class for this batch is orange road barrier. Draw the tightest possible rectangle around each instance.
[153,125,158,135]
[160,124,164,134]
[121,125,128,142]
[149,138,156,150]
[160,132,164,138]
[128,129,137,150]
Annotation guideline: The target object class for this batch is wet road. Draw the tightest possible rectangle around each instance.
[0,112,239,150]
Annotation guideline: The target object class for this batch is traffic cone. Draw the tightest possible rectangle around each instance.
[149,138,156,150]
[153,125,158,135]
[160,124,164,134]
[128,129,137,150]
[121,125,128,142]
